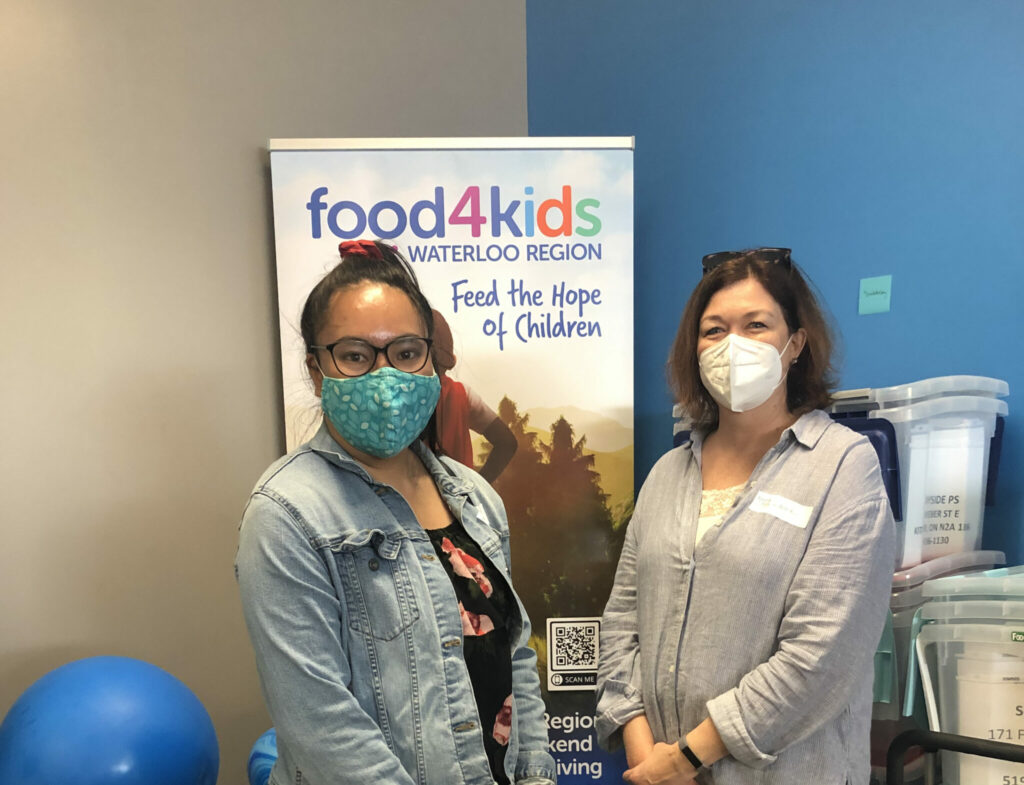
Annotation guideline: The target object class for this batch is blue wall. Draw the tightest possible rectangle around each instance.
[527,0,1024,562]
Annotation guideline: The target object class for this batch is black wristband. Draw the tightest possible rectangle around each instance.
[677,741,703,770]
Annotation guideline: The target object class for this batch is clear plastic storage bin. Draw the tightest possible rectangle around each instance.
[828,376,1008,569]
[870,554,1005,784]
[868,396,1007,567]
[876,553,1005,719]
[916,622,1024,785]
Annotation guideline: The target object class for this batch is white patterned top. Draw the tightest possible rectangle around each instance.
[695,484,744,546]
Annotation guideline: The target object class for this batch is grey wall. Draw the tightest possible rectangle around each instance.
[0,1,527,780]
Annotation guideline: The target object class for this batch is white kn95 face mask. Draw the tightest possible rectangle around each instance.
[698,333,794,413]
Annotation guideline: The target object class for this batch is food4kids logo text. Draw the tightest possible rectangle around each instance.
[305,185,604,263]
[303,184,612,351]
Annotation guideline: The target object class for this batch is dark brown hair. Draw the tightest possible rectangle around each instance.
[300,241,434,351]
[668,251,837,430]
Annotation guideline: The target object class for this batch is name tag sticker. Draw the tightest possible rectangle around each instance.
[749,492,813,529]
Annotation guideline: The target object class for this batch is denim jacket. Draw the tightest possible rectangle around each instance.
[236,423,556,785]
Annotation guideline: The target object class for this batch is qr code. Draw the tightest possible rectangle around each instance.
[548,618,599,671]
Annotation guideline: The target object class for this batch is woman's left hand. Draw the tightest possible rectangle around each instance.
[622,742,697,785]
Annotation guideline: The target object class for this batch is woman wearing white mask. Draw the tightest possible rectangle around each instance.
[596,248,895,785]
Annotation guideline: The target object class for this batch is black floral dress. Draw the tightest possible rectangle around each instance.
[427,520,516,785]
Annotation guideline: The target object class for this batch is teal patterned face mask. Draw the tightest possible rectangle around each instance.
[320,366,440,459]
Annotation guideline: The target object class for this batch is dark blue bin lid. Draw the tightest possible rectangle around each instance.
[830,416,903,522]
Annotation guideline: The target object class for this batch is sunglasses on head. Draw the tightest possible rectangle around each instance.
[701,247,792,275]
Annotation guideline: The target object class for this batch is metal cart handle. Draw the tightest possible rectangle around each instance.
[887,728,1024,785]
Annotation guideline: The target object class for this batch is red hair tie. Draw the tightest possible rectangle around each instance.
[338,239,384,259]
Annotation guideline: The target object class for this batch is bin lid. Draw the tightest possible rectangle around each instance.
[921,599,1024,622]
[828,388,879,414]
[922,565,1024,599]
[892,551,1006,591]
[867,394,1007,425]
[890,552,1005,610]
[834,417,903,521]
[917,620,1024,644]
[873,376,1009,406]
[828,376,1008,415]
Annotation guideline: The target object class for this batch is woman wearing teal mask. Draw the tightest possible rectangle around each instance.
[236,241,555,785]
[597,249,895,785]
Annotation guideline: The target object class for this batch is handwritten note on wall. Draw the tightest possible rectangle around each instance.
[859,274,893,315]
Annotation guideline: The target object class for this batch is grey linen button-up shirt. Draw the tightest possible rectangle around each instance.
[596,410,896,785]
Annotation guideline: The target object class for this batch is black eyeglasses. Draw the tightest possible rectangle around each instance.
[701,247,792,275]
[310,336,433,378]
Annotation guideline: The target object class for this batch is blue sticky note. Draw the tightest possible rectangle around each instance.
[859,275,892,315]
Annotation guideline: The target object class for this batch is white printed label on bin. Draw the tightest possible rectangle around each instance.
[750,492,812,529]
[954,656,1024,785]
[908,425,986,564]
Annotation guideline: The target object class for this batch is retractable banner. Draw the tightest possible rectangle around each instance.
[269,138,634,783]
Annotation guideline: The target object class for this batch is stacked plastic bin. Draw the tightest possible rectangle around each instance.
[881,551,1007,721]
[829,375,1008,571]
[871,552,1006,783]
[908,567,1024,785]
[828,376,1009,784]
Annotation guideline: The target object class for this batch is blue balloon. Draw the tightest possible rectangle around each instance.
[247,728,278,785]
[0,656,219,785]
